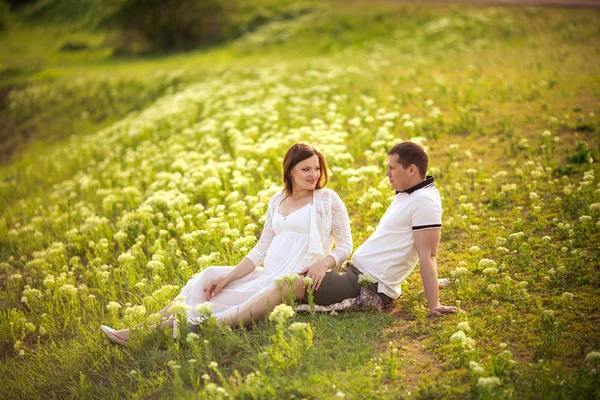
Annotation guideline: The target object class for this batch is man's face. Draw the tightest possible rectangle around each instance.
[386,154,412,192]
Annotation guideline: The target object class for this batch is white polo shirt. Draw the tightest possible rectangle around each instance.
[351,177,442,299]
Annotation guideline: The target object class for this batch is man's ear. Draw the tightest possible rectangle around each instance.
[409,164,417,175]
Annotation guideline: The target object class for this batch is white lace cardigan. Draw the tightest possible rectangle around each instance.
[246,188,353,269]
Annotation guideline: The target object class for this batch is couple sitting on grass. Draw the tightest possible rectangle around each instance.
[101,141,457,345]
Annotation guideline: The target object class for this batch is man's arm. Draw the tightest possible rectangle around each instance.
[413,228,457,316]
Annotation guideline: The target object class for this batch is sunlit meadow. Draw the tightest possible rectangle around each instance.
[1,2,599,398]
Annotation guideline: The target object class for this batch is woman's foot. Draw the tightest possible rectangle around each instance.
[100,326,130,346]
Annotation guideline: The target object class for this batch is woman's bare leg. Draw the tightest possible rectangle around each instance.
[112,302,176,340]
[109,276,307,339]
[219,277,307,327]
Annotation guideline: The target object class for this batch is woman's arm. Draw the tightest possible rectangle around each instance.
[205,257,256,300]
[206,193,280,300]
[245,194,279,267]
[299,190,353,290]
[328,190,353,265]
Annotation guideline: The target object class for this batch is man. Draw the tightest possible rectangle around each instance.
[301,141,457,316]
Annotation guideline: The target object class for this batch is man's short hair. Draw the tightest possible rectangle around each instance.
[388,141,428,179]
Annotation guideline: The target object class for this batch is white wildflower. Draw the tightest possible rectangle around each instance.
[479,259,497,268]
[457,321,471,333]
[269,304,295,325]
[186,333,199,344]
[146,260,164,271]
[147,313,162,325]
[483,267,499,276]
[124,305,147,318]
[168,302,191,316]
[288,322,309,333]
[586,351,600,364]
[282,273,299,284]
[469,361,486,374]
[106,301,122,312]
[167,360,180,370]
[59,284,78,296]
[477,376,501,389]
[451,267,468,277]
[509,232,525,240]
[561,292,574,301]
[370,202,383,210]
[196,302,213,317]
[450,330,467,343]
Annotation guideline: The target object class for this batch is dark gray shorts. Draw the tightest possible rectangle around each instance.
[303,262,395,308]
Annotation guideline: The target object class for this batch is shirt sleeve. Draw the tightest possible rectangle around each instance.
[411,193,442,231]
[246,193,279,267]
[329,190,353,265]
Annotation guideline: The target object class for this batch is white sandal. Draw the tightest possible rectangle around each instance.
[100,325,129,346]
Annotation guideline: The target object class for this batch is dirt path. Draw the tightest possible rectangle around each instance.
[385,0,600,8]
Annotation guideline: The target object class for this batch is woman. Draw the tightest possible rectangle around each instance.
[101,143,352,345]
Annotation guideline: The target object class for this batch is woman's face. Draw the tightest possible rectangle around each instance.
[291,155,321,193]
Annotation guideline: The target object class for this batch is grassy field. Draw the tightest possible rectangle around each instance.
[1,1,599,398]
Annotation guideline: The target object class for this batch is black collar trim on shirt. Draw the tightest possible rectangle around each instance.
[396,176,435,195]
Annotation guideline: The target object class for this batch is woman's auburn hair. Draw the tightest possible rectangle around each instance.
[282,143,328,195]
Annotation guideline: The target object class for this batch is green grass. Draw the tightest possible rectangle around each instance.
[1,1,600,398]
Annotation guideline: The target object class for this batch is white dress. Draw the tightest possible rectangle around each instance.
[178,202,312,324]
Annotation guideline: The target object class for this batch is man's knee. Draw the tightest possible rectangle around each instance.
[312,270,360,306]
